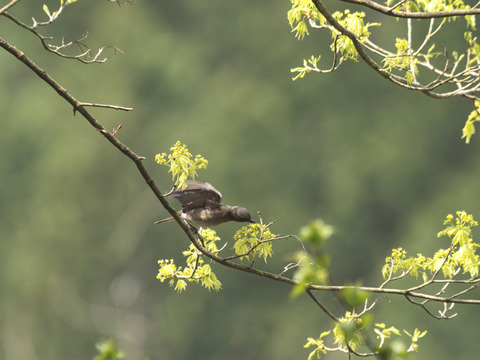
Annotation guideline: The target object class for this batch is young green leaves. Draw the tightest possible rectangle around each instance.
[383,211,480,280]
[157,228,223,293]
[42,0,78,24]
[462,100,480,144]
[304,319,426,359]
[233,223,274,262]
[155,141,208,190]
[157,223,276,292]
[288,0,480,143]
[289,3,380,79]
[93,338,125,360]
[288,0,325,40]
[291,220,334,298]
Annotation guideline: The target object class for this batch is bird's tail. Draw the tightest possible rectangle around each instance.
[154,211,182,225]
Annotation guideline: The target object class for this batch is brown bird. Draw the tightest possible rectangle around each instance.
[155,181,255,227]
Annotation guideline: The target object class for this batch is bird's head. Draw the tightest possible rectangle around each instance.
[231,206,255,224]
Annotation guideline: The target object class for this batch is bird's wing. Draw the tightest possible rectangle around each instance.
[169,181,222,211]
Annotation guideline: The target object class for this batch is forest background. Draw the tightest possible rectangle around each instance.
[1,0,480,359]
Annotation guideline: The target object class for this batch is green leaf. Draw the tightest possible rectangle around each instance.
[403,328,427,352]
[174,279,187,293]
[43,4,51,17]
[290,253,329,298]
[299,219,334,248]
[341,284,370,307]
[304,331,330,360]
[462,107,479,144]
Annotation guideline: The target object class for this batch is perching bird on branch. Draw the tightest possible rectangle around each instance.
[155,181,255,228]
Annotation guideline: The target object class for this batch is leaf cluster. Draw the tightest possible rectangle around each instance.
[157,222,276,292]
[383,211,480,280]
[287,0,325,40]
[304,317,426,360]
[333,311,366,350]
[155,141,208,190]
[42,0,77,24]
[157,228,223,292]
[233,223,274,262]
[289,6,380,79]
[290,220,333,297]
[382,38,418,85]
[330,10,380,61]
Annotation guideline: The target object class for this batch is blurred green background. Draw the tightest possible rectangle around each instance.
[1,0,480,359]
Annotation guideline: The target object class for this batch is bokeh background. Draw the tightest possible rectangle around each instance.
[1,0,480,359]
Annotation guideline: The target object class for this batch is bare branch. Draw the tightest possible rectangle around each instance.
[305,288,340,322]
[340,0,480,19]
[77,102,133,112]
[404,294,448,319]
[358,297,387,317]
[108,0,135,7]
[2,12,123,64]
[0,0,20,15]
[447,281,480,301]
[439,303,457,318]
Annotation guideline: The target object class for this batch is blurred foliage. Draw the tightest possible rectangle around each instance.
[291,220,333,297]
[93,339,125,360]
[1,1,480,360]
[333,311,365,350]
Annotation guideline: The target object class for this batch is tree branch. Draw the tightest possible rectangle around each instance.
[77,102,133,112]
[0,0,20,15]
[2,11,122,63]
[340,0,480,19]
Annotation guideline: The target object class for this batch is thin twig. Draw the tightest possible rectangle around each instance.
[2,12,123,64]
[305,288,339,322]
[0,0,20,15]
[340,0,480,19]
[77,102,133,112]
[222,234,296,261]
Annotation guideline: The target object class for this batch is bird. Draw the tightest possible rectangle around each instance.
[155,181,255,228]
